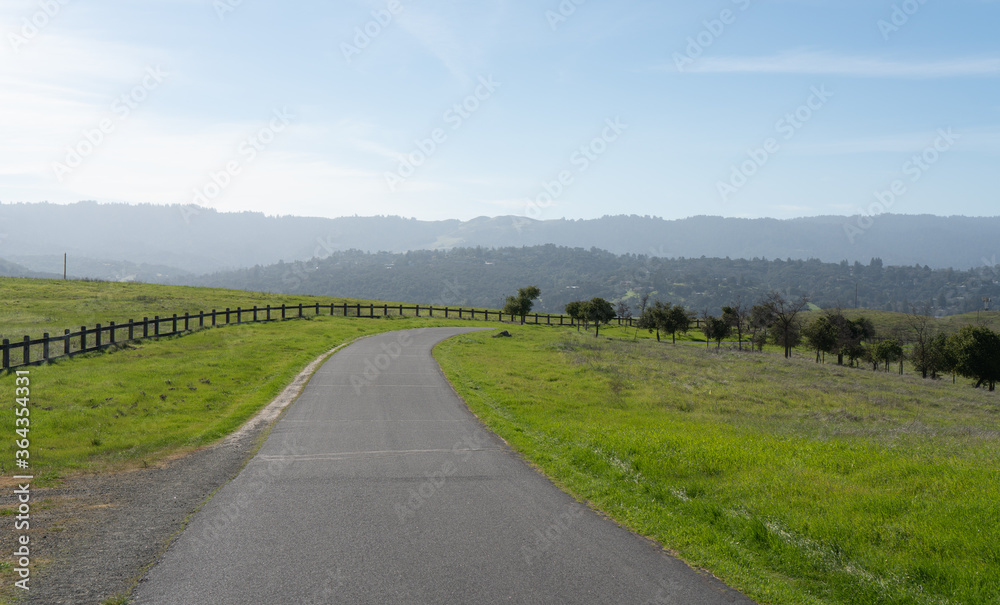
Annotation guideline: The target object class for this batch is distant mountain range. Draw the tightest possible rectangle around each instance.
[1,202,997,282]
[184,246,1000,317]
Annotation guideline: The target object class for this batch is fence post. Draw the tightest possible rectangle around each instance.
[43,334,50,362]
[199,312,204,328]
[154,316,160,336]
[172,314,178,333]
[2,339,8,370]
[253,306,258,322]
[383,304,388,317]
[144,317,149,337]
[109,322,116,345]
[369,304,374,318]
[315,303,320,316]
[225,308,231,324]
[184,313,190,331]
[416,305,420,317]
[281,305,286,320]
[23,336,30,366]
[298,304,303,318]
[96,324,102,349]
[356,303,361,318]
[80,326,87,352]
[267,305,271,321]
[64,329,71,355]
[236,307,241,323]
[330,303,335,317]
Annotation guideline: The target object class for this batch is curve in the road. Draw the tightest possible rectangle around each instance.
[133,327,755,605]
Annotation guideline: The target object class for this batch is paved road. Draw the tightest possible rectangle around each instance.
[134,327,755,604]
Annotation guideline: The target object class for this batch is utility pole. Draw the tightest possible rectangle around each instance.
[63,253,67,280]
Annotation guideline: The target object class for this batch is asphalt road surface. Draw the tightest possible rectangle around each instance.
[133,327,755,605]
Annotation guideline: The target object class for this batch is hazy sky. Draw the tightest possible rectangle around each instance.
[2,0,997,222]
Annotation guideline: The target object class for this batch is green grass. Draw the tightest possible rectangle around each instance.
[800,308,1000,337]
[436,327,1000,605]
[0,277,392,341]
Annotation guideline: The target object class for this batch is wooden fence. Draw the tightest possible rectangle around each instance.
[0,302,666,371]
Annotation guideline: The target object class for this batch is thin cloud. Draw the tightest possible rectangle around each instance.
[673,51,1000,78]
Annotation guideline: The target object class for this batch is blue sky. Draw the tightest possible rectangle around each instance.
[1,0,997,222]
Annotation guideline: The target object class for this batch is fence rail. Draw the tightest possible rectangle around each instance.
[0,302,664,371]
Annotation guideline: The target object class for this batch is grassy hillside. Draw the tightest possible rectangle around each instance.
[436,328,1000,605]
[800,307,1000,337]
[0,277,390,341]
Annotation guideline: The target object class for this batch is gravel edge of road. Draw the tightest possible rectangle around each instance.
[5,339,361,605]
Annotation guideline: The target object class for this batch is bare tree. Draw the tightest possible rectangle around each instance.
[764,291,809,358]
[722,296,751,350]
[907,303,935,378]
[749,302,776,352]
[616,300,633,323]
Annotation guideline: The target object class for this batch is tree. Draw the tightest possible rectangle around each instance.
[764,292,809,358]
[870,339,903,373]
[949,326,1000,391]
[638,291,651,316]
[634,291,652,341]
[701,314,731,349]
[637,300,670,342]
[616,300,632,324]
[503,286,541,325]
[749,303,776,352]
[823,310,873,367]
[663,305,692,344]
[584,297,616,338]
[803,316,838,363]
[925,333,956,380]
[907,304,935,378]
[565,301,584,332]
[722,298,750,350]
